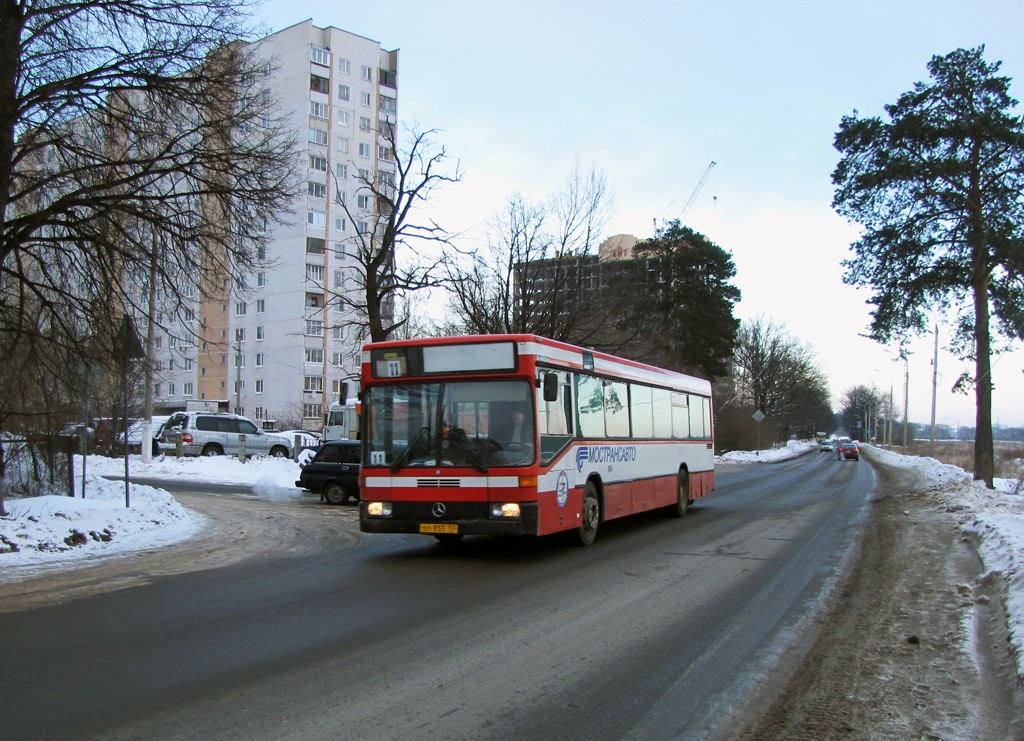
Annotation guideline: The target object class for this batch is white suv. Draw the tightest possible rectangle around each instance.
[159,412,293,458]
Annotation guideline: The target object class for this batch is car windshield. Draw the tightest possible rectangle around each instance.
[365,379,535,471]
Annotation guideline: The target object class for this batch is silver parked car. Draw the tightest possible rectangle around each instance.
[159,412,293,458]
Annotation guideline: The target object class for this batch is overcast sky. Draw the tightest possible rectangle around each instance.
[258,0,1024,429]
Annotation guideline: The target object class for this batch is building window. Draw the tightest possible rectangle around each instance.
[305,348,324,364]
[378,145,393,161]
[360,91,371,107]
[235,328,245,342]
[310,74,329,95]
[308,181,326,199]
[256,299,265,313]
[306,264,325,282]
[379,95,396,113]
[337,111,349,127]
[361,65,372,82]
[256,326,264,341]
[234,353,245,368]
[338,58,350,74]
[336,163,348,179]
[334,217,347,231]
[255,379,263,393]
[305,319,323,336]
[309,155,327,171]
[357,221,369,234]
[311,47,330,66]
[358,142,371,158]
[307,210,326,228]
[183,382,194,397]
[169,383,175,396]
[306,236,326,253]
[303,403,323,420]
[357,193,370,209]
[257,272,266,287]
[359,116,371,132]
[337,83,350,101]
[184,358,193,371]
[255,353,264,367]
[235,302,247,316]
[310,101,328,119]
[304,376,324,392]
[358,167,370,182]
[308,128,328,146]
[336,137,349,153]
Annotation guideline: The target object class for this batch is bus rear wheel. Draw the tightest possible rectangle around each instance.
[574,482,600,546]
[668,471,690,518]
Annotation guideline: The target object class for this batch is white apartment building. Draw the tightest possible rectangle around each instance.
[150,20,398,428]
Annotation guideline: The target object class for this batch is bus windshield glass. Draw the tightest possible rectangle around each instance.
[365,380,535,471]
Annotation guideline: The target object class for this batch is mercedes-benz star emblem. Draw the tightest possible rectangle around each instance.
[431,502,447,518]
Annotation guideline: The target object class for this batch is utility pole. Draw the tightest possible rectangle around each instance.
[141,231,158,463]
[235,338,242,414]
[929,324,938,453]
[902,353,909,448]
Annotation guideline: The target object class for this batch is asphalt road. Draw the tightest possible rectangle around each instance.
[0,450,874,740]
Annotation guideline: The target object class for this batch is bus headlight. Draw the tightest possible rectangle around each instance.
[490,503,521,519]
[366,501,392,517]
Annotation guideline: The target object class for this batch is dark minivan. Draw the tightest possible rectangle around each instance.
[296,440,361,505]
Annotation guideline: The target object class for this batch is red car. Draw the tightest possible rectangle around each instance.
[838,441,860,461]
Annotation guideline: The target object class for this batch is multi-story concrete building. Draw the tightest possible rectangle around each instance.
[150,21,398,429]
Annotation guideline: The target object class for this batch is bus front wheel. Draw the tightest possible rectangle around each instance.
[669,471,690,518]
[574,482,600,546]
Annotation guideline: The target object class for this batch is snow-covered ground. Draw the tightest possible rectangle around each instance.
[2,442,1023,675]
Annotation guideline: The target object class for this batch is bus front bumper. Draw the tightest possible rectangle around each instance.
[359,501,539,537]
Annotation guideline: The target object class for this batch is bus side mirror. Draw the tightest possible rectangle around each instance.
[339,381,349,405]
[542,373,558,402]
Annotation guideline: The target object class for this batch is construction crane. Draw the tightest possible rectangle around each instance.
[676,160,716,220]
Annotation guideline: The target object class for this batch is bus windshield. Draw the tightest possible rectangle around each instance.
[365,379,534,471]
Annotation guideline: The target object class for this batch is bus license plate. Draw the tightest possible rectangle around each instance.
[419,523,458,534]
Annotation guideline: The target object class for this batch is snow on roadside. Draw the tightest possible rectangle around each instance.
[0,477,205,572]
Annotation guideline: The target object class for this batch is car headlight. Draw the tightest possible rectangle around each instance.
[490,503,521,519]
[366,501,392,517]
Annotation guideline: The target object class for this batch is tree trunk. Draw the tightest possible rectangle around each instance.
[972,266,995,489]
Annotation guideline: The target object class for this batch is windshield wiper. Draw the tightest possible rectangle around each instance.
[391,425,431,472]
[446,429,488,473]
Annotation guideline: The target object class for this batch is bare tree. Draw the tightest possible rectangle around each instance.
[443,161,615,341]
[728,317,832,441]
[1,0,298,437]
[326,124,460,343]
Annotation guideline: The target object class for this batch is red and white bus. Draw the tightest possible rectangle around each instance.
[358,335,714,545]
